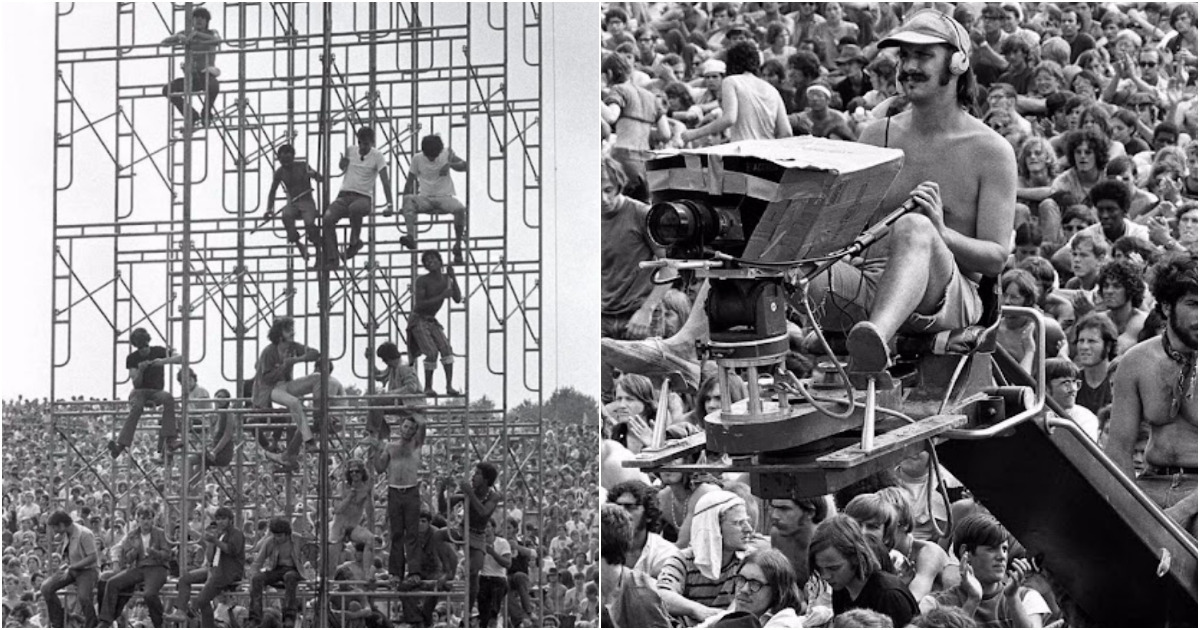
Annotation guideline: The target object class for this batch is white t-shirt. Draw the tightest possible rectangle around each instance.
[410,151,456,197]
[1061,405,1101,442]
[633,532,677,579]
[481,536,512,578]
[340,147,387,199]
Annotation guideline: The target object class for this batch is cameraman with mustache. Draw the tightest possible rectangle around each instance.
[806,9,1017,375]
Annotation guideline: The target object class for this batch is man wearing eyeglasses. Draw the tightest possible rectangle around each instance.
[1045,358,1100,441]
[656,491,756,624]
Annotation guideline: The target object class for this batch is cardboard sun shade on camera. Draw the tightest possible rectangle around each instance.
[646,137,905,263]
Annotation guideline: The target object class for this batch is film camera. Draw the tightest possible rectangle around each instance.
[644,138,904,356]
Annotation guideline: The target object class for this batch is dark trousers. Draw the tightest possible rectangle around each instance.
[249,567,302,623]
[399,579,440,626]
[478,575,509,627]
[163,71,221,125]
[98,565,167,626]
[387,485,422,578]
[175,567,237,627]
[323,192,373,262]
[507,572,534,624]
[41,567,98,628]
[120,389,177,448]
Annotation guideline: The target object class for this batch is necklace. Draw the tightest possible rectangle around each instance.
[1161,333,1197,418]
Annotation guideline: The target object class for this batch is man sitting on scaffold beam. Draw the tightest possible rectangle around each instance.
[324,126,393,270]
[397,133,469,264]
[109,327,183,461]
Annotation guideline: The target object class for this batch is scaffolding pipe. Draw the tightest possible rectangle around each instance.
[177,0,197,578]
[315,6,334,625]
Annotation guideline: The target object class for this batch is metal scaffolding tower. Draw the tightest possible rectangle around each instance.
[49,3,546,624]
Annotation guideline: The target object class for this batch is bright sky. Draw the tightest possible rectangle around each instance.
[0,3,599,404]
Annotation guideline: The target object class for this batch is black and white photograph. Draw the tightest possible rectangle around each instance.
[599,2,1197,628]
[1,3,599,628]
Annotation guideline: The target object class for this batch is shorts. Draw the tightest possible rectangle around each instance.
[282,196,318,224]
[804,258,982,335]
[404,195,465,215]
[407,316,453,362]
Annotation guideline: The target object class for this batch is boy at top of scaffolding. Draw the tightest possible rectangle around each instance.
[397,133,469,264]
[323,126,393,269]
[265,143,326,266]
[161,6,222,129]
[109,328,183,460]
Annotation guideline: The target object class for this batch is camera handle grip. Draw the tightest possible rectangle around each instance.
[844,198,919,258]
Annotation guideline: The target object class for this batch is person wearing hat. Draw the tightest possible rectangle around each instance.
[806,8,1017,375]
[680,41,791,145]
[832,44,870,109]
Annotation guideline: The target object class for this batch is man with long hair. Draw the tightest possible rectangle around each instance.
[1106,255,1198,534]
[805,9,1016,375]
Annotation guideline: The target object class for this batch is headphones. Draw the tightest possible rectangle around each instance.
[929,10,970,76]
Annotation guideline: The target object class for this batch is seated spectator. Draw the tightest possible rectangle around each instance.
[607,480,677,579]
[1050,129,1110,207]
[791,83,854,140]
[810,514,917,627]
[1018,256,1076,329]
[656,491,754,624]
[699,548,812,628]
[1095,259,1149,355]
[920,514,1049,627]
[688,372,748,427]
[1046,357,1101,441]
[601,504,670,628]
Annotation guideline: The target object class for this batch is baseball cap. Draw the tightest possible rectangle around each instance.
[878,9,971,56]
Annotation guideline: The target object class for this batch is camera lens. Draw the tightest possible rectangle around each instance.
[646,200,700,247]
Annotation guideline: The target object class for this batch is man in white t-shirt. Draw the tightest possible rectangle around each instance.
[477,521,512,628]
[323,126,393,269]
[398,134,468,263]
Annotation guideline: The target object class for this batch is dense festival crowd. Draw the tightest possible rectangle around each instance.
[601,1,1196,628]
[1,389,599,628]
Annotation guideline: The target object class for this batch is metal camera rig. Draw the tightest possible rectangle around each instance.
[616,137,1197,627]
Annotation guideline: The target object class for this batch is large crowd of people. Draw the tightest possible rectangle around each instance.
[601,1,1196,628]
[2,382,598,627]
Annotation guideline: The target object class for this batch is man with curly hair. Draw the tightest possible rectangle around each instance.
[1096,259,1149,355]
[1106,256,1198,530]
[607,480,676,578]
